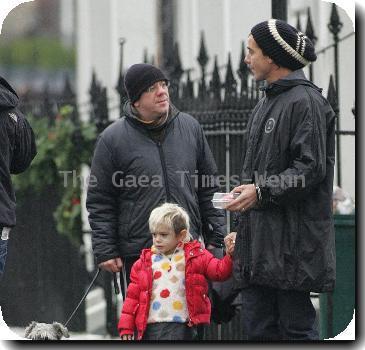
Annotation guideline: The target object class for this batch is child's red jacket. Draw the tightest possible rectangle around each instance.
[118,240,232,339]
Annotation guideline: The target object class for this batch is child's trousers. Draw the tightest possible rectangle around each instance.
[142,322,197,341]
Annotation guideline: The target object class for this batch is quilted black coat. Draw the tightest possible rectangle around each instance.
[87,103,226,263]
[233,70,336,293]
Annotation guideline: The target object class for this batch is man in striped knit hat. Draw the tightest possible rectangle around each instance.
[225,20,336,340]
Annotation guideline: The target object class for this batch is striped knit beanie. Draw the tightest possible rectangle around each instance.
[251,19,317,71]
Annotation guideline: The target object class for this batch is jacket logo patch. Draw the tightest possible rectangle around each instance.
[8,112,18,122]
[265,118,275,133]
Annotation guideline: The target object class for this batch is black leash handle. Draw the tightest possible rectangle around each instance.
[64,268,101,327]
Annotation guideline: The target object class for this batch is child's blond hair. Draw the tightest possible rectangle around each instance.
[149,203,193,243]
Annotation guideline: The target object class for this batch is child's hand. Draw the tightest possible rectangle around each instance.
[121,334,133,341]
[224,232,237,256]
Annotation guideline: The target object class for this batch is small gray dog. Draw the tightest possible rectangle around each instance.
[24,321,70,340]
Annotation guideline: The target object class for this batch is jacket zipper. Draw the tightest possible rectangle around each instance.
[157,141,171,201]
[185,248,200,327]
[249,98,269,173]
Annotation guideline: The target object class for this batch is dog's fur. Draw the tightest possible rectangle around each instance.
[24,321,70,340]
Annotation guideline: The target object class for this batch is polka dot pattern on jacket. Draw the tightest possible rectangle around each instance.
[147,246,188,324]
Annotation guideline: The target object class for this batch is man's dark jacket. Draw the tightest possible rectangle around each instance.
[87,103,226,264]
[234,70,336,293]
[0,76,37,227]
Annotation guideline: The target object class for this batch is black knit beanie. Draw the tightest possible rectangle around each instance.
[124,63,169,103]
[251,19,317,71]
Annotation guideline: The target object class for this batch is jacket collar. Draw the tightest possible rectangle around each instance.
[261,69,322,96]
[123,101,179,132]
[140,240,203,263]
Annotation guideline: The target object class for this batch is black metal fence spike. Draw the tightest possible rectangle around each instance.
[327,75,338,113]
[182,69,194,101]
[115,39,128,108]
[89,70,100,100]
[237,41,247,78]
[143,48,148,63]
[61,74,79,124]
[296,12,302,32]
[210,55,221,103]
[224,52,237,99]
[167,42,184,101]
[305,7,317,45]
[93,86,110,134]
[62,74,74,101]
[89,70,109,133]
[116,70,128,111]
[237,41,249,96]
[116,70,124,94]
[171,42,184,82]
[197,31,209,69]
[328,3,343,37]
[89,70,102,126]
[101,88,108,116]
[198,78,207,100]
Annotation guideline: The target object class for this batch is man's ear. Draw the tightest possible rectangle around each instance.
[265,55,274,65]
[134,101,140,108]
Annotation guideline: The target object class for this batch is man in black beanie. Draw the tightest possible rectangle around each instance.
[225,19,336,340]
[87,64,226,306]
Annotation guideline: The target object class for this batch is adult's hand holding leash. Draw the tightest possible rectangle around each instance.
[98,257,123,272]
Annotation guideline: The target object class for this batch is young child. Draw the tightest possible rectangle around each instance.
[118,203,235,341]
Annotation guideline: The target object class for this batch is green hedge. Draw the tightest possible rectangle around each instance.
[12,106,96,246]
[0,37,75,69]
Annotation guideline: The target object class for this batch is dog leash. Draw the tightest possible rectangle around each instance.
[121,260,128,301]
[64,268,120,327]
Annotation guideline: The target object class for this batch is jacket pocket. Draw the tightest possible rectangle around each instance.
[188,274,209,314]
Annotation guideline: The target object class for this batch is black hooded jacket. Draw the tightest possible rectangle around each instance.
[233,70,336,293]
[0,76,37,227]
[87,103,226,263]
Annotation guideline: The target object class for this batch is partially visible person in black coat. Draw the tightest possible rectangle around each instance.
[225,20,336,340]
[0,76,37,279]
[86,64,226,296]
